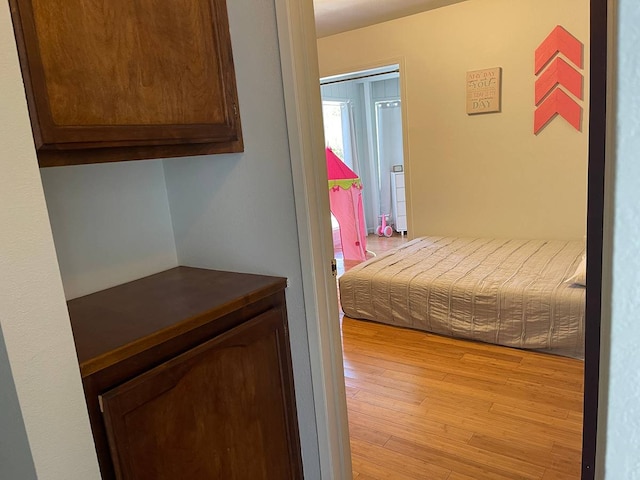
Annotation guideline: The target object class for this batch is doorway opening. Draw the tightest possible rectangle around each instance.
[273,0,606,477]
[312,3,596,480]
[320,66,408,275]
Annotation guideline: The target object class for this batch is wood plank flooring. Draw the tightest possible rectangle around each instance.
[337,235,584,480]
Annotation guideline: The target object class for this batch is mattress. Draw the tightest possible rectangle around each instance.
[339,237,586,358]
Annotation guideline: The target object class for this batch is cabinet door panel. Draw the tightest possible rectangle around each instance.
[10,0,243,165]
[100,308,301,480]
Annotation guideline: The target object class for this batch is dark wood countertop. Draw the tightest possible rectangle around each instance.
[67,267,286,376]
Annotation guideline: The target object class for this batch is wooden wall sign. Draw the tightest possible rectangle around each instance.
[466,67,502,115]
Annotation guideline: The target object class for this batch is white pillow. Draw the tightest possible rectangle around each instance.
[567,255,586,286]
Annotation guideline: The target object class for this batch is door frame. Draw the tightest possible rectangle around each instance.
[274,0,609,478]
[583,0,608,477]
[274,1,352,477]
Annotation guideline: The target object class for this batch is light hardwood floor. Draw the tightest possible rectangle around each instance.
[337,235,584,480]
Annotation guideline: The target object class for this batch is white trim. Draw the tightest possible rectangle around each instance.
[320,64,399,84]
[273,0,352,478]
[596,0,616,476]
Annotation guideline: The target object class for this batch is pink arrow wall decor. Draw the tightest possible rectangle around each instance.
[534,26,584,134]
[535,57,583,105]
[535,25,583,75]
[534,88,582,134]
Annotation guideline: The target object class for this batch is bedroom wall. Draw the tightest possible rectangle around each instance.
[317,0,590,240]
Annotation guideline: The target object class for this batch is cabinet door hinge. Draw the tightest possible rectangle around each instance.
[331,259,337,277]
[98,395,104,413]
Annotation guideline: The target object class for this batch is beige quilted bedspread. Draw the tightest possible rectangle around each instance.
[339,237,586,358]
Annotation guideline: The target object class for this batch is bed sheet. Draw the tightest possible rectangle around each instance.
[339,237,586,358]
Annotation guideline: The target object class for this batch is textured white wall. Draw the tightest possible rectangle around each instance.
[603,0,640,477]
[40,161,178,300]
[0,1,101,477]
[162,0,321,476]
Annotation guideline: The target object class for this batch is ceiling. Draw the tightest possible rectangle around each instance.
[313,0,467,38]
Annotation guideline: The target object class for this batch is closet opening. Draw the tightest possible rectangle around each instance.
[320,65,408,277]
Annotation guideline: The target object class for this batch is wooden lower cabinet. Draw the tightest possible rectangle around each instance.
[68,267,302,479]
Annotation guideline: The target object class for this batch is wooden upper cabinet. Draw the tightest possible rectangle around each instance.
[9,0,243,167]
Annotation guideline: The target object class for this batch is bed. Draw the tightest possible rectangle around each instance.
[339,236,586,358]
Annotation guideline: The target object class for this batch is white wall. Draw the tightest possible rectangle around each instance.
[40,161,178,299]
[0,1,101,477]
[602,0,640,476]
[162,0,321,476]
[317,0,590,240]
[0,327,37,480]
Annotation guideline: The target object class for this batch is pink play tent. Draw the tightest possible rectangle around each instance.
[326,148,367,261]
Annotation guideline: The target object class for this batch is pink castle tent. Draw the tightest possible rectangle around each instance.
[326,148,367,261]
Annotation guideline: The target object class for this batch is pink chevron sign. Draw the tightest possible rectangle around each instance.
[535,25,583,75]
[534,26,584,134]
[535,57,583,105]
[534,88,582,134]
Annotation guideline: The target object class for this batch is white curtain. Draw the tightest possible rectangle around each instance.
[376,101,404,218]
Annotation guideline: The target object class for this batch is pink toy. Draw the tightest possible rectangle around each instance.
[326,148,367,261]
[376,214,393,238]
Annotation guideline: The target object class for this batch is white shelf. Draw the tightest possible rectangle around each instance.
[391,171,407,233]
